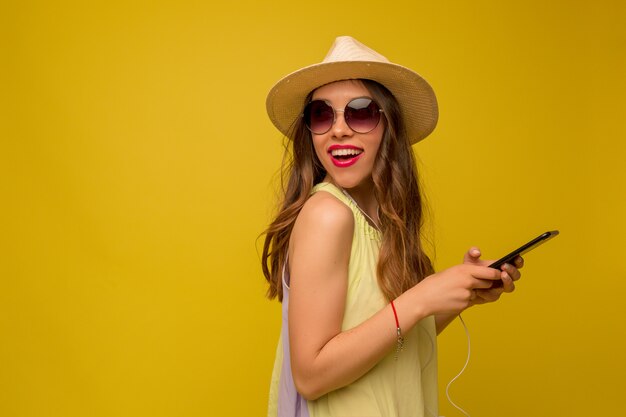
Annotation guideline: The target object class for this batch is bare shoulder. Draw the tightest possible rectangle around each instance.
[289,190,353,293]
[293,190,354,238]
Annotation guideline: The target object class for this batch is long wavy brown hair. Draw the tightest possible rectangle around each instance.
[262,79,433,302]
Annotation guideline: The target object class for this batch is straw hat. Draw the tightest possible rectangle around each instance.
[266,36,438,144]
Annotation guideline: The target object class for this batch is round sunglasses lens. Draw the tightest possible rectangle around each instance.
[345,98,380,133]
[304,100,334,134]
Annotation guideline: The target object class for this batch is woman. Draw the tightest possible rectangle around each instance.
[262,36,522,417]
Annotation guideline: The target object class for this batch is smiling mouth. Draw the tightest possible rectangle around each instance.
[328,147,363,167]
[330,148,363,160]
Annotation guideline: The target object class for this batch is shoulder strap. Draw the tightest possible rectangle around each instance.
[311,182,353,208]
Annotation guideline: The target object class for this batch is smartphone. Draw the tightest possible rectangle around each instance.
[488,230,560,270]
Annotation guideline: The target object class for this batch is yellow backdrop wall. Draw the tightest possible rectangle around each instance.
[2,0,625,416]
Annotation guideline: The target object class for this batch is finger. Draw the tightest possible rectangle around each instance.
[463,247,482,264]
[475,287,504,303]
[502,263,522,281]
[469,265,502,281]
[500,271,516,293]
[514,256,524,269]
[473,278,498,289]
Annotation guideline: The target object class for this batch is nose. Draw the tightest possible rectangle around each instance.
[331,109,353,139]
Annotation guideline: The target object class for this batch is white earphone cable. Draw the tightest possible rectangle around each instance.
[444,313,472,417]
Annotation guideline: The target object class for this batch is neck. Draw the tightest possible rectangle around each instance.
[337,181,379,229]
[322,176,378,216]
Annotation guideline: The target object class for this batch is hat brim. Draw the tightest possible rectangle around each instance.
[266,61,438,144]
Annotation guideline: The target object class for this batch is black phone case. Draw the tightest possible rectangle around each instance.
[488,230,560,270]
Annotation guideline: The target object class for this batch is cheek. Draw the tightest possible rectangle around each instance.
[368,130,384,161]
[368,144,382,168]
[311,137,328,164]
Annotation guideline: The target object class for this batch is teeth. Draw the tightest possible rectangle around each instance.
[331,148,363,157]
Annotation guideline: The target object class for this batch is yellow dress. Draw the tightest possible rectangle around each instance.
[268,182,438,417]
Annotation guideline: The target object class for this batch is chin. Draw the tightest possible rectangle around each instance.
[329,173,373,191]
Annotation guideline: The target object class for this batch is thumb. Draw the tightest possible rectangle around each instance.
[463,247,482,264]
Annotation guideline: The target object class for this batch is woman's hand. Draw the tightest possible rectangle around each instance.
[412,263,502,317]
[428,247,525,334]
[463,247,523,305]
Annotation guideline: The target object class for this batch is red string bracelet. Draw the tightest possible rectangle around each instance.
[390,300,404,358]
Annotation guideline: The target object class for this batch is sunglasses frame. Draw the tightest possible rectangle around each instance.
[302,97,384,135]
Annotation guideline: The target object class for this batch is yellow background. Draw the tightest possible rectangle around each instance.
[2,0,625,416]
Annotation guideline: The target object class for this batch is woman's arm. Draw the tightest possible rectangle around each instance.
[287,193,503,400]
[287,192,400,399]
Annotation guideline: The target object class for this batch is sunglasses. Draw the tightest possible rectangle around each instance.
[303,97,384,135]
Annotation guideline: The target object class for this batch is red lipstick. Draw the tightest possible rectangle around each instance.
[328,144,364,168]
